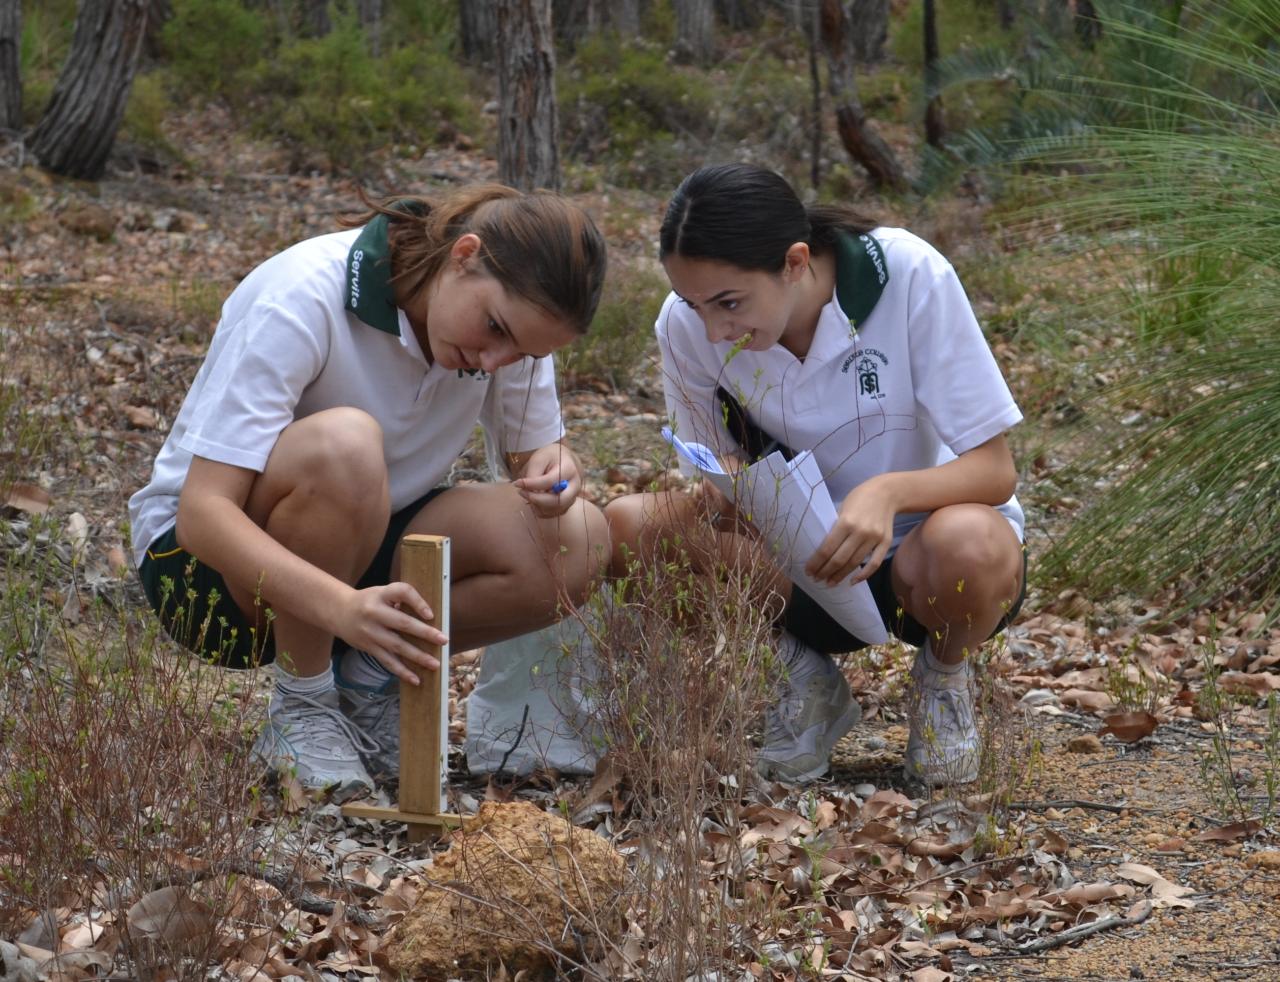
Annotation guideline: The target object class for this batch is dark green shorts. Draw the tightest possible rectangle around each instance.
[138,487,448,669]
[782,545,1029,655]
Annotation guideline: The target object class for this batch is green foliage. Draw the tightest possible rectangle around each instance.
[1032,0,1280,620]
[161,0,268,105]
[248,9,474,167]
[561,261,668,391]
[121,71,177,158]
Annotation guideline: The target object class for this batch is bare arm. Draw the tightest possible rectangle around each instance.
[176,456,445,677]
[806,433,1017,586]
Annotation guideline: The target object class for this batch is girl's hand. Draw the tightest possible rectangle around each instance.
[805,476,897,586]
[513,443,580,517]
[333,582,448,685]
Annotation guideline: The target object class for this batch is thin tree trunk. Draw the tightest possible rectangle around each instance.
[30,0,150,180]
[818,0,907,192]
[923,0,944,148]
[997,0,1015,30]
[672,0,714,65]
[610,0,641,35]
[0,0,21,132]
[459,0,498,65]
[848,0,889,64]
[496,0,560,191]
[358,0,382,56]
[302,0,329,36]
[808,3,822,191]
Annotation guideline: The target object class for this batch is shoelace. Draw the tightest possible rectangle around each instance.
[277,693,380,756]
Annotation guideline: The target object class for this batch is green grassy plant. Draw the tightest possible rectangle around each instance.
[1019,0,1280,622]
[561,261,668,391]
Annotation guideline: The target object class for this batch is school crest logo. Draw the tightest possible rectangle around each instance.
[841,346,888,400]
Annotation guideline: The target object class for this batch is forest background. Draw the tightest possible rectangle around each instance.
[2,1,1280,980]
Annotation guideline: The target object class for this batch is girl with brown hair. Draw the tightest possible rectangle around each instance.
[129,185,609,799]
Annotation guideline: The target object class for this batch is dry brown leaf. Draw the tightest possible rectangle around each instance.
[126,885,214,948]
[1116,862,1196,909]
[911,967,953,981]
[1219,671,1280,695]
[1191,818,1263,842]
[3,482,51,515]
[1098,710,1158,743]
[1060,688,1115,712]
[1244,850,1280,869]
[1057,881,1133,905]
[123,404,159,429]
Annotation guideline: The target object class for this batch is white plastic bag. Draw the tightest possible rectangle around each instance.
[464,617,602,776]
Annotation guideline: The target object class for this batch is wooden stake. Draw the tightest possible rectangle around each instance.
[342,534,458,840]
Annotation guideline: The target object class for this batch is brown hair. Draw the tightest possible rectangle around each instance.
[344,185,607,335]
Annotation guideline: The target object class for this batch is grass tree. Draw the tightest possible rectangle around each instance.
[1034,0,1280,623]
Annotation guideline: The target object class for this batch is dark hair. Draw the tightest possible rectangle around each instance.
[659,163,877,272]
[345,185,607,335]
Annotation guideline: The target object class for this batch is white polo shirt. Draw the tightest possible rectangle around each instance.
[657,226,1024,551]
[128,227,564,567]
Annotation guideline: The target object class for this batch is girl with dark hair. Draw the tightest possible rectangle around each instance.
[130,185,610,799]
[607,163,1026,785]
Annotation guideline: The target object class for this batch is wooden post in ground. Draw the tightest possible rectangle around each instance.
[341,534,462,840]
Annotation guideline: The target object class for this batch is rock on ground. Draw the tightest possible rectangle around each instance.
[383,800,626,981]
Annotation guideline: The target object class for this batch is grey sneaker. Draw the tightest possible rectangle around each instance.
[757,636,861,783]
[253,687,376,801]
[337,679,400,780]
[904,649,980,785]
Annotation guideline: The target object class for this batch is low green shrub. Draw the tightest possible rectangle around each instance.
[561,261,669,391]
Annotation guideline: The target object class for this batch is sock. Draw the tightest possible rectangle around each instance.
[919,639,965,674]
[335,648,395,691]
[273,662,334,698]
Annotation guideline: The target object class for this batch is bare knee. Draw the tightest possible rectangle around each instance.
[895,506,1022,619]
[604,494,649,576]
[259,408,388,520]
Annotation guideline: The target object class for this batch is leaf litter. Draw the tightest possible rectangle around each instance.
[3,116,1280,980]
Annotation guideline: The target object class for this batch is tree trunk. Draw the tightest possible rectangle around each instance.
[142,0,170,58]
[807,3,822,190]
[496,0,560,191]
[847,0,889,64]
[715,0,763,31]
[609,0,642,35]
[358,0,383,56]
[996,0,1015,30]
[1074,0,1102,48]
[923,0,944,148]
[459,0,498,65]
[818,0,907,191]
[0,0,21,132]
[672,0,714,65]
[30,0,150,180]
[302,0,329,37]
[553,0,598,48]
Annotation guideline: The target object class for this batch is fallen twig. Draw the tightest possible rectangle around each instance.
[1010,799,1128,814]
[1013,900,1153,955]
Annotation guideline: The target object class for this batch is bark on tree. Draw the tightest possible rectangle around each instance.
[553,0,598,47]
[997,0,1016,30]
[923,0,944,148]
[460,0,498,65]
[30,0,150,180]
[496,0,560,191]
[302,0,330,36]
[818,0,907,191]
[358,0,383,56]
[672,0,714,65]
[610,0,642,35]
[715,0,763,31]
[847,0,889,64]
[807,3,823,190]
[0,0,21,132]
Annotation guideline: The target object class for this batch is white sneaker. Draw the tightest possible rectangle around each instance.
[757,635,861,783]
[337,679,400,780]
[904,647,980,785]
[253,687,376,800]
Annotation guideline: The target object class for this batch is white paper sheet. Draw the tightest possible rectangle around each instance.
[662,428,888,644]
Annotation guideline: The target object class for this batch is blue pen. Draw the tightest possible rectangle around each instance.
[551,479,569,494]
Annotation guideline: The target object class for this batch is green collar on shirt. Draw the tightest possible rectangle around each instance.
[833,229,888,330]
[344,202,426,335]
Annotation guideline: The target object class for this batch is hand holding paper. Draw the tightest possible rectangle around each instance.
[662,428,888,644]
